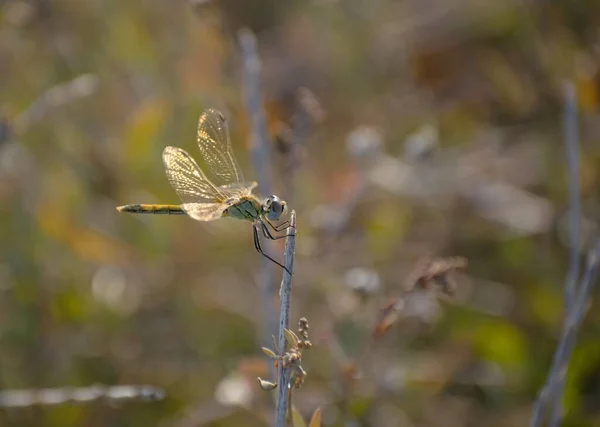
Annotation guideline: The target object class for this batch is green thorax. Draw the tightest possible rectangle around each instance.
[222,195,262,221]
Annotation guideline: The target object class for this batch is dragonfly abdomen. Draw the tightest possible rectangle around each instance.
[116,204,187,215]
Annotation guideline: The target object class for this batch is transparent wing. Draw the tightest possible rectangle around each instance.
[218,181,258,197]
[162,146,224,204]
[182,202,228,222]
[196,109,244,187]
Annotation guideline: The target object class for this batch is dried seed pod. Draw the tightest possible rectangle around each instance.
[257,378,277,391]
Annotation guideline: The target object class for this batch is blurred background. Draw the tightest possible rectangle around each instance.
[1,0,600,426]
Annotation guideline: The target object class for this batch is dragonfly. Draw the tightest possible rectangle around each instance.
[117,108,294,274]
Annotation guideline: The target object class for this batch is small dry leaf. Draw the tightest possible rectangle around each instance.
[373,300,401,337]
[261,347,277,359]
[257,377,277,391]
[408,256,467,294]
[284,328,300,349]
[308,408,322,427]
[373,256,468,336]
[291,365,307,389]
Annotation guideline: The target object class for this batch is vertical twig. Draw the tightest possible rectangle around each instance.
[530,82,600,427]
[547,81,582,427]
[562,81,581,313]
[530,241,600,427]
[239,28,274,195]
[282,94,311,207]
[548,241,600,427]
[275,211,297,427]
[238,28,278,348]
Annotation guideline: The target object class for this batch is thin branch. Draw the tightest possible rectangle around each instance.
[530,240,600,427]
[549,241,600,427]
[275,211,297,427]
[530,82,600,427]
[13,73,99,135]
[282,88,324,207]
[238,28,278,349]
[0,384,165,408]
[562,81,581,312]
[547,80,583,427]
[238,28,274,196]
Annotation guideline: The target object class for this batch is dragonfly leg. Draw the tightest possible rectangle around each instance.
[253,223,292,275]
[264,217,295,233]
[272,220,291,231]
[261,221,294,240]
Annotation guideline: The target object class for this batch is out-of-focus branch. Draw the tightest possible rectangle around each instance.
[275,211,297,427]
[530,82,600,427]
[13,73,99,135]
[530,239,600,427]
[239,29,273,196]
[562,81,581,313]
[547,80,582,427]
[238,28,278,347]
[0,384,165,408]
[281,87,325,207]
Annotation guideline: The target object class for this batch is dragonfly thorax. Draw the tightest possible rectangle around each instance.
[262,195,287,221]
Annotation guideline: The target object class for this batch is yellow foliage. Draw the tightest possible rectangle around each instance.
[124,97,170,162]
[36,200,130,265]
[474,320,527,369]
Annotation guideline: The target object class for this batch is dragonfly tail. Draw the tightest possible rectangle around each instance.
[116,204,187,215]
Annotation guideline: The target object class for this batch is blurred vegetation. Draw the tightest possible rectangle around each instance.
[1,0,600,426]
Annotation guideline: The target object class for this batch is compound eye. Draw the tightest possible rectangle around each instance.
[266,196,285,220]
[270,200,283,215]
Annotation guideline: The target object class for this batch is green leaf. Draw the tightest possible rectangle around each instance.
[291,405,307,427]
[284,328,299,348]
[261,347,277,359]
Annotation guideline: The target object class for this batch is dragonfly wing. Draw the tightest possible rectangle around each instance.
[182,202,227,222]
[163,146,224,204]
[218,181,258,196]
[196,109,245,187]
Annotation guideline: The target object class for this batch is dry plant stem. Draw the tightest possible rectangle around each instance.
[530,81,598,427]
[239,29,274,190]
[548,81,582,426]
[13,73,99,135]
[530,240,600,427]
[275,211,297,427]
[284,104,311,208]
[562,81,581,313]
[239,28,278,351]
[0,385,165,407]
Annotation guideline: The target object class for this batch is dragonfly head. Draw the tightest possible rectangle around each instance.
[263,195,287,221]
